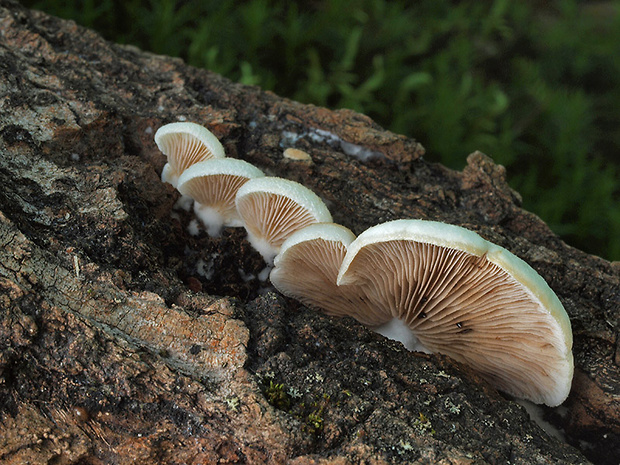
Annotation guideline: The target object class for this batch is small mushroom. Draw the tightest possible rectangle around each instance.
[235,177,333,263]
[154,122,225,187]
[270,223,389,326]
[176,158,265,236]
[337,219,574,406]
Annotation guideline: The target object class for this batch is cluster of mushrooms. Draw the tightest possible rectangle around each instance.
[155,122,574,407]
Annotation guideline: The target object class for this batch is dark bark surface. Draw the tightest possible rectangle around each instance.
[0,1,618,463]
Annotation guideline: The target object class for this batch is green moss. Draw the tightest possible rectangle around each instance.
[300,394,329,436]
[413,412,435,436]
[260,374,330,438]
[263,380,291,411]
[305,410,324,435]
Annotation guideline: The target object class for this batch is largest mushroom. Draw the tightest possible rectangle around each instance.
[332,219,574,406]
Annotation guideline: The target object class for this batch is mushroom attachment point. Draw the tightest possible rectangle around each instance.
[270,223,390,326]
[235,177,333,264]
[176,158,265,236]
[154,122,226,187]
[337,219,574,406]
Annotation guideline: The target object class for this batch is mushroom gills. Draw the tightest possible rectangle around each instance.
[236,177,333,264]
[154,122,226,187]
[177,159,265,236]
[270,223,391,327]
[337,219,573,407]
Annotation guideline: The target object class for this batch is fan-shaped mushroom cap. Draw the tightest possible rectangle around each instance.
[235,177,333,263]
[270,223,390,326]
[154,122,225,187]
[337,219,574,406]
[177,158,265,236]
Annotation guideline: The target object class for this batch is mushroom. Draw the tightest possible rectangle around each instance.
[176,158,265,236]
[337,219,573,406]
[235,177,333,263]
[270,223,389,326]
[154,122,225,187]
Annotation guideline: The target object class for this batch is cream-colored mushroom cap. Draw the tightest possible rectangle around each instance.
[176,158,265,236]
[235,177,333,263]
[337,219,574,406]
[271,223,389,326]
[154,122,225,187]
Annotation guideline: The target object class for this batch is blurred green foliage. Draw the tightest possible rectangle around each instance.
[23,0,620,260]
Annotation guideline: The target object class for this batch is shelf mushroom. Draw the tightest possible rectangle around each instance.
[154,122,225,187]
[235,177,333,263]
[270,223,390,326]
[176,158,265,236]
[336,219,574,406]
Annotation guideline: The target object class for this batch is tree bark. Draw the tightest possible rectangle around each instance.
[0,1,617,464]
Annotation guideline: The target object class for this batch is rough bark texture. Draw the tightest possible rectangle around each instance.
[0,1,618,464]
